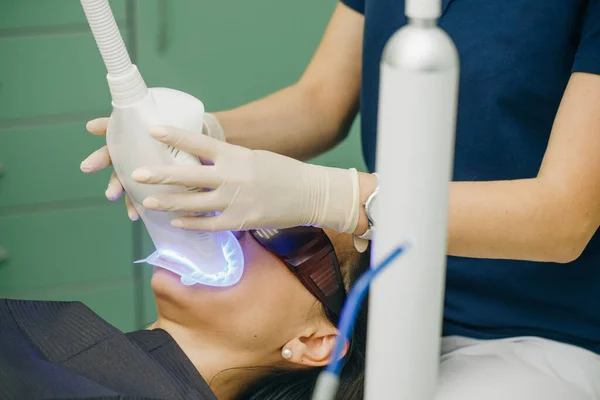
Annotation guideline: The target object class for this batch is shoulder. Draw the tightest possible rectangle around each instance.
[0,298,97,325]
[0,299,117,361]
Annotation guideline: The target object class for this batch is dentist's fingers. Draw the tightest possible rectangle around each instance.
[149,125,223,160]
[86,118,109,136]
[105,171,125,201]
[142,191,228,214]
[125,194,140,221]
[80,146,112,173]
[132,165,223,189]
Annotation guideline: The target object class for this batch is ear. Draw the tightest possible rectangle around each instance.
[282,326,350,367]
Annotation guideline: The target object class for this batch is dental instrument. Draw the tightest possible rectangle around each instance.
[312,244,408,400]
[80,0,244,287]
[366,0,459,399]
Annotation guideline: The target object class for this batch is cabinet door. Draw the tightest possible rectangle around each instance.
[0,0,126,31]
[0,32,129,122]
[134,0,366,171]
[0,122,112,208]
[0,204,134,296]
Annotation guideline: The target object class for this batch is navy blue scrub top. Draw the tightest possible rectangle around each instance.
[342,0,600,353]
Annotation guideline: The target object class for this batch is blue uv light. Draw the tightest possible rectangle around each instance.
[135,231,245,287]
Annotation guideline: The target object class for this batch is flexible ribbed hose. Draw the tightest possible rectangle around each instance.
[81,0,147,106]
[80,0,132,77]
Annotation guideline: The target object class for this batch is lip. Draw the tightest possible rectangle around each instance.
[152,266,189,282]
[152,266,240,294]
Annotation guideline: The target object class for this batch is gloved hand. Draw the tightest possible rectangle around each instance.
[131,125,361,233]
[79,114,226,221]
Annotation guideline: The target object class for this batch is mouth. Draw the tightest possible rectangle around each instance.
[137,231,245,287]
[152,266,238,293]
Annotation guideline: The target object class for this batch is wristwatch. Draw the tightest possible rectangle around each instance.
[359,186,378,240]
[353,174,379,252]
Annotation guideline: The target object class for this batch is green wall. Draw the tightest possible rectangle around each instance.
[0,0,365,330]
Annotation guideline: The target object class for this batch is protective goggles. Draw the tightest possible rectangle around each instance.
[249,227,347,318]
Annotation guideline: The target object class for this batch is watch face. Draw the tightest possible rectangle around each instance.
[367,191,378,226]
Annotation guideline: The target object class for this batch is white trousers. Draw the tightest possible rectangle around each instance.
[436,336,600,400]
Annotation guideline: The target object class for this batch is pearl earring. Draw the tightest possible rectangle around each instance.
[282,348,293,360]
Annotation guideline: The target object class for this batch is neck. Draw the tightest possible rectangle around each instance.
[150,317,270,400]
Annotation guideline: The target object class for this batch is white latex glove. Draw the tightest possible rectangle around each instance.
[132,125,361,233]
[80,114,226,221]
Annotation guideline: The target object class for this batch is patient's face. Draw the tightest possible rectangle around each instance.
[151,230,351,360]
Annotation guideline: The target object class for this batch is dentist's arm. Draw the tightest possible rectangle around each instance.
[445,72,600,263]
[350,72,600,263]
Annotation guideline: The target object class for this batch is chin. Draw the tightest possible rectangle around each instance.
[151,270,242,326]
[151,267,184,287]
[151,267,239,309]
[151,268,197,300]
[151,269,203,314]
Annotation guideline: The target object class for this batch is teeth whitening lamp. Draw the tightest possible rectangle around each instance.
[80,0,244,287]
[314,0,459,399]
